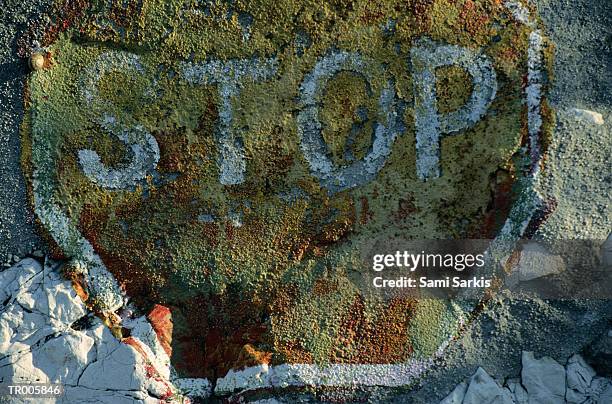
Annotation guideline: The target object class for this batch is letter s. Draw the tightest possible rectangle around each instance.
[79,51,160,189]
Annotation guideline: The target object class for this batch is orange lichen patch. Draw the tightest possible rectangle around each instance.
[224,220,236,241]
[155,131,187,174]
[312,277,340,297]
[62,263,90,303]
[78,204,162,309]
[170,291,272,379]
[154,104,216,176]
[358,6,385,25]
[247,136,295,190]
[274,340,314,364]
[107,0,141,30]
[308,197,356,248]
[459,0,492,37]
[498,45,522,67]
[97,245,161,308]
[291,239,311,262]
[198,222,220,249]
[268,284,299,315]
[332,295,415,364]
[233,344,273,368]
[396,0,435,37]
[147,304,173,358]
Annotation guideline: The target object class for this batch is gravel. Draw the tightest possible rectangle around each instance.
[0,0,51,263]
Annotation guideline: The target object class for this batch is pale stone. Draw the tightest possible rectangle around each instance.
[0,258,208,403]
[507,378,529,404]
[440,381,468,404]
[569,108,605,125]
[463,367,513,404]
[29,53,45,71]
[592,378,612,403]
[521,351,566,404]
[517,243,566,282]
[566,354,596,399]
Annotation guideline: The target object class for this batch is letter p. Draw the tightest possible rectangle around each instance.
[411,39,497,180]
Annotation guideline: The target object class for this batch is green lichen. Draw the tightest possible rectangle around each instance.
[24,0,552,379]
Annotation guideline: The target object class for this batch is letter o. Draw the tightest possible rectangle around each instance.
[297,51,402,194]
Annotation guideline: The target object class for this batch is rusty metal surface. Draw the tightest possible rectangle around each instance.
[1,0,610,401]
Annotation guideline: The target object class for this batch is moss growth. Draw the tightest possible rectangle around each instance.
[24,0,552,379]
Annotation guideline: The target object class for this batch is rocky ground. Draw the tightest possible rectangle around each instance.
[440,352,612,404]
[0,257,610,403]
[0,258,210,403]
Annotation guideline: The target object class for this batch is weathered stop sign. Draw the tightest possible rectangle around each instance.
[23,0,552,394]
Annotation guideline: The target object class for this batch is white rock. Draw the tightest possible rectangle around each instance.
[569,108,605,125]
[440,382,468,404]
[125,316,172,380]
[601,233,612,267]
[521,351,566,404]
[174,378,212,398]
[0,258,207,403]
[517,243,566,282]
[33,332,95,385]
[506,378,529,404]
[565,353,596,403]
[0,258,42,305]
[216,364,271,393]
[440,381,468,404]
[78,342,145,391]
[463,367,513,404]
[441,354,610,404]
[592,377,612,403]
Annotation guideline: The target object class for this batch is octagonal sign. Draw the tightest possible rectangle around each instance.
[23,0,552,396]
